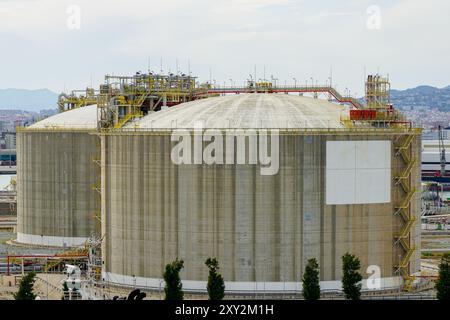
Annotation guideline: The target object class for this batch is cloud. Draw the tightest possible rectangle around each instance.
[0,0,449,94]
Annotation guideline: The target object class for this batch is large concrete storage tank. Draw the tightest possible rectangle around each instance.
[17,105,100,247]
[100,94,421,293]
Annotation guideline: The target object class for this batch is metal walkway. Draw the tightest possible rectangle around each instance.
[193,85,363,109]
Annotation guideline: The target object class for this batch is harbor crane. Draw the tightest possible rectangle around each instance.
[439,125,446,176]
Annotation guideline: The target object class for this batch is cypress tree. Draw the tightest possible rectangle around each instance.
[163,258,184,300]
[302,258,320,300]
[205,257,225,300]
[14,272,37,300]
[436,253,450,300]
[342,253,362,300]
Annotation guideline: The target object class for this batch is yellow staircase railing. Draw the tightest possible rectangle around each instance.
[113,92,148,129]
[397,158,416,181]
[114,113,135,129]
[395,218,416,239]
[393,133,417,292]
[395,188,416,212]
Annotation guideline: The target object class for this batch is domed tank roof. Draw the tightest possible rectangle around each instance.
[128,94,348,129]
[28,104,98,129]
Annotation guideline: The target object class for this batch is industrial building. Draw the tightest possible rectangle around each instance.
[100,93,421,292]
[0,176,16,216]
[0,149,16,170]
[15,72,422,293]
[16,105,100,247]
[421,126,450,183]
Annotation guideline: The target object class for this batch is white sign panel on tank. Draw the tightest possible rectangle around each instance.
[326,140,391,205]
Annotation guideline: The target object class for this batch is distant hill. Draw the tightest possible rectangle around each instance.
[1,85,449,112]
[390,85,450,111]
[0,88,59,111]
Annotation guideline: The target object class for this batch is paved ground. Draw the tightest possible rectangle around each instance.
[33,274,66,300]
[0,273,65,300]
[0,280,17,300]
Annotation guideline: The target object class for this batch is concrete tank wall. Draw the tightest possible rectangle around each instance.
[101,131,421,292]
[17,131,100,247]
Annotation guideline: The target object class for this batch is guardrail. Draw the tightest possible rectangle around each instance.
[97,126,422,136]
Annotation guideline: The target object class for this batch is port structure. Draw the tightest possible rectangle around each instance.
[98,73,196,129]
[58,88,98,111]
[59,72,197,129]
[58,70,417,132]
[57,67,420,133]
[59,71,372,129]
[365,74,391,109]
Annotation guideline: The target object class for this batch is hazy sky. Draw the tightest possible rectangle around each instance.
[1,0,449,96]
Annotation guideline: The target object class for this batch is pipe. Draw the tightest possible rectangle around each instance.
[57,93,70,112]
[5,253,88,275]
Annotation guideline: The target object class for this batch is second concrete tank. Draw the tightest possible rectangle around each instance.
[17,105,100,247]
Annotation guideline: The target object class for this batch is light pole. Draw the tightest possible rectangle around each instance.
[271,75,278,88]
[293,77,297,88]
